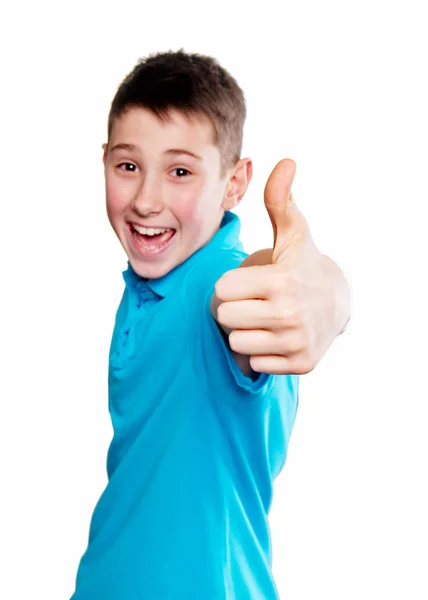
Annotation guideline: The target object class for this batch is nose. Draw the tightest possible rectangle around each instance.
[131,176,164,216]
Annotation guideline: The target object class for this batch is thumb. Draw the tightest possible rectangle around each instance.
[264,159,308,257]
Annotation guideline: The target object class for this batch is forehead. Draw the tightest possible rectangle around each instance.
[110,107,217,153]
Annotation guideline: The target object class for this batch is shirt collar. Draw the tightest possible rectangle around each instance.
[122,210,243,299]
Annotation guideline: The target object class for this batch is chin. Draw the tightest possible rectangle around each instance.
[128,258,173,280]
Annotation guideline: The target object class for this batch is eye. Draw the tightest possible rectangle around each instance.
[117,163,138,172]
[171,168,191,177]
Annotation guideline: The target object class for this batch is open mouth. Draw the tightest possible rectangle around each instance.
[128,223,176,255]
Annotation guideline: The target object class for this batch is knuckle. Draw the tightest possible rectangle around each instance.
[288,307,302,327]
[285,335,306,355]
[294,355,316,374]
[274,304,301,327]
[296,331,311,353]
[269,275,288,296]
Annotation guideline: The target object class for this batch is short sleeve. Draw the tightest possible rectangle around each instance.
[184,251,277,400]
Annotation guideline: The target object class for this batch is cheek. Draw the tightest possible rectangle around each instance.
[172,182,214,228]
[105,179,129,220]
[174,198,199,224]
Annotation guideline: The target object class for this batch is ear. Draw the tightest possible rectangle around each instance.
[102,143,107,166]
[221,158,253,211]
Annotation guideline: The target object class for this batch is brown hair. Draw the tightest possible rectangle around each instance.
[107,49,246,177]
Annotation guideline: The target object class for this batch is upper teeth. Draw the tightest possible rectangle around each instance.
[133,225,171,236]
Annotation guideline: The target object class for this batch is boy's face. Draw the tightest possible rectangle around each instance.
[103,107,252,280]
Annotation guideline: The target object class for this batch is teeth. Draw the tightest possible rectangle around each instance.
[133,225,171,236]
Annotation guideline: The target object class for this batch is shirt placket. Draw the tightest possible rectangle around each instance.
[118,282,159,354]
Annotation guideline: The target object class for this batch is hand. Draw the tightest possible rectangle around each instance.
[214,159,349,375]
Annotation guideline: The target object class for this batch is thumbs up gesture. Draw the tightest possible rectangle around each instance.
[214,159,350,376]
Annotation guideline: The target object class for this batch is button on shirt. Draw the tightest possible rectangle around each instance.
[70,210,300,600]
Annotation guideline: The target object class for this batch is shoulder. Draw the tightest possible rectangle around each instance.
[184,248,248,298]
[183,248,278,394]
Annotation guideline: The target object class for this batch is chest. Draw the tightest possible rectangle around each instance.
[108,285,190,407]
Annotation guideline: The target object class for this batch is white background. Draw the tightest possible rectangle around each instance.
[1,0,427,598]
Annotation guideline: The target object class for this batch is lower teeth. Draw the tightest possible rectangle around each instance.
[133,229,173,249]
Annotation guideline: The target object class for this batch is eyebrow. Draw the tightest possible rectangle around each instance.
[109,143,202,161]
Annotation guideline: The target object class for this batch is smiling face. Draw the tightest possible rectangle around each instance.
[103,107,252,280]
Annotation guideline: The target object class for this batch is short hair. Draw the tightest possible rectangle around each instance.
[107,49,246,177]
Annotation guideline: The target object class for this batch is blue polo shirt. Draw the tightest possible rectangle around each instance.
[71,210,299,600]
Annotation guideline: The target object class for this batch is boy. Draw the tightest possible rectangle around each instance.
[70,49,348,599]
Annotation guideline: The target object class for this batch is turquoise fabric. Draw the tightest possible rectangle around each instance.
[70,210,299,599]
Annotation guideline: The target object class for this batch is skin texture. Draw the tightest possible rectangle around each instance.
[213,159,351,376]
[102,108,351,378]
[102,107,251,281]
